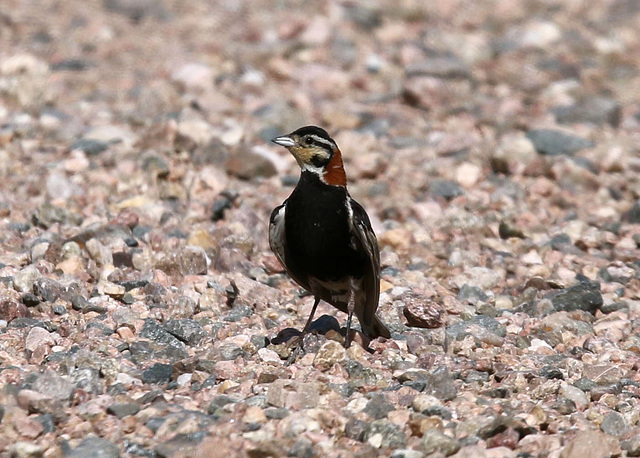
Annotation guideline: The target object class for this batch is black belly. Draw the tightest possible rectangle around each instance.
[284,172,366,282]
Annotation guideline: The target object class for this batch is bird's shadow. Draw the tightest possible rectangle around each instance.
[270,314,375,354]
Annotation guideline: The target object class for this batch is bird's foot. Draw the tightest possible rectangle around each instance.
[342,328,370,350]
[285,335,306,366]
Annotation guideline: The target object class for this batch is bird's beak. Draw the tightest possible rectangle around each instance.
[271,135,295,147]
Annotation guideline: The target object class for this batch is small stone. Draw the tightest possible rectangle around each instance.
[25,327,56,352]
[71,138,109,155]
[156,246,208,276]
[560,430,619,458]
[430,179,463,200]
[208,395,237,414]
[600,411,629,437]
[9,442,45,458]
[142,363,173,384]
[402,293,444,329]
[526,129,593,156]
[540,365,564,380]
[452,267,502,290]
[420,429,461,456]
[0,299,30,322]
[171,62,214,91]
[550,276,603,314]
[406,56,470,79]
[264,407,289,420]
[243,406,267,424]
[217,342,243,361]
[83,124,136,150]
[98,282,125,298]
[46,172,81,200]
[455,162,481,188]
[457,284,488,305]
[107,402,141,419]
[31,371,74,402]
[519,21,561,48]
[21,293,41,307]
[621,436,640,457]
[226,146,277,180]
[560,384,588,408]
[362,419,407,449]
[363,393,395,420]
[422,366,458,401]
[344,4,382,30]
[257,348,282,364]
[68,436,120,458]
[267,380,322,409]
[412,394,443,413]
[553,96,621,127]
[86,239,113,266]
[165,319,207,346]
[313,340,347,370]
[13,265,41,293]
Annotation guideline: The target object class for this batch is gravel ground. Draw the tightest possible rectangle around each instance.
[1,0,640,457]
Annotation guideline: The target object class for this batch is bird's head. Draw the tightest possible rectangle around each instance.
[272,125,347,187]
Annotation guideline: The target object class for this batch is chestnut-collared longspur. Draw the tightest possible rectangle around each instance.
[270,126,391,350]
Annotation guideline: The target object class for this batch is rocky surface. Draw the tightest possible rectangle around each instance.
[1,0,640,457]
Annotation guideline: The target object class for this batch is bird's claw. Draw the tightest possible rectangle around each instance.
[285,337,306,366]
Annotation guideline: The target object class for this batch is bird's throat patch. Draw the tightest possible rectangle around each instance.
[323,148,347,186]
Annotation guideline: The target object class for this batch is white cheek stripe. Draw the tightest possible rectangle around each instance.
[309,135,336,150]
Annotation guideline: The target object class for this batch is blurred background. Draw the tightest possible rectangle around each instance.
[1,0,639,279]
[2,0,640,455]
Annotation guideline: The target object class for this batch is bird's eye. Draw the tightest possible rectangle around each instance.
[304,137,313,145]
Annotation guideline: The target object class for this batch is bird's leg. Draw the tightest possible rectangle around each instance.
[345,279,357,349]
[302,296,321,335]
[286,296,320,365]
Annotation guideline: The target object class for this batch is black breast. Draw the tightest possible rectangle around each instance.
[284,172,366,282]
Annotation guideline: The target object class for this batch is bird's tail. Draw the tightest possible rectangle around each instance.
[362,314,391,339]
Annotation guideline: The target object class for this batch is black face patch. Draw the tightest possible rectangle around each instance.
[311,153,331,168]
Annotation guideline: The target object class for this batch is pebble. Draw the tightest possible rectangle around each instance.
[554,96,621,127]
[560,430,619,458]
[25,327,56,352]
[313,339,347,370]
[403,295,445,329]
[526,129,594,156]
[171,62,214,91]
[13,265,41,293]
[142,363,173,384]
[452,267,502,290]
[621,436,640,457]
[420,429,461,456]
[107,402,141,419]
[430,179,464,200]
[455,162,481,188]
[405,56,470,79]
[550,277,603,314]
[363,393,395,420]
[363,419,407,449]
[8,442,45,458]
[164,319,207,346]
[67,436,120,458]
[226,147,278,179]
[267,380,322,410]
[600,411,629,437]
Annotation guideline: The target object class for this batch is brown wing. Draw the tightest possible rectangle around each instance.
[348,197,389,338]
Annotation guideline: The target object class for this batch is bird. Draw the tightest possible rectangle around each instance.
[269,125,391,353]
